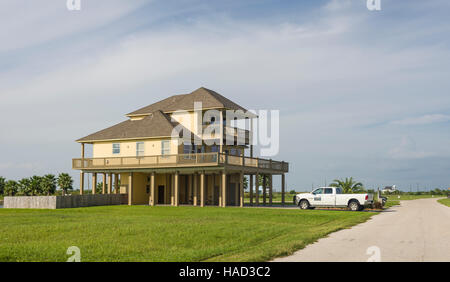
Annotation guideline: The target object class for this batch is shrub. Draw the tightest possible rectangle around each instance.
[373,201,383,209]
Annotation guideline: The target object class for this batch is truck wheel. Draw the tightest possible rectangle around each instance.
[348,201,360,211]
[299,200,310,210]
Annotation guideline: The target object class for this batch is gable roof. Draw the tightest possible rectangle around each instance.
[77,110,187,142]
[127,87,249,116]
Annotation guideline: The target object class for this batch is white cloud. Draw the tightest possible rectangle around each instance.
[388,136,435,160]
[390,114,450,126]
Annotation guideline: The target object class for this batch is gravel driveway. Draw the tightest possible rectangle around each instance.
[273,198,450,262]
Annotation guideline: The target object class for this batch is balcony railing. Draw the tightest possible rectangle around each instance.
[72,152,288,172]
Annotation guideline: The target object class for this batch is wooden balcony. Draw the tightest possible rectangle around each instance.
[72,152,288,173]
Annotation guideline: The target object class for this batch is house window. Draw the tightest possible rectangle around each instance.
[112,143,120,155]
[183,143,193,154]
[161,140,170,155]
[136,142,145,156]
[183,143,194,159]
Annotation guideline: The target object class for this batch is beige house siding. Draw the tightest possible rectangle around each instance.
[93,138,180,158]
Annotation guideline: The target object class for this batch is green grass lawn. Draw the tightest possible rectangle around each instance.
[0,205,375,262]
[438,198,450,207]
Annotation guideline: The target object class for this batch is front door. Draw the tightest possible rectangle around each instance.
[158,185,165,204]
[310,188,324,206]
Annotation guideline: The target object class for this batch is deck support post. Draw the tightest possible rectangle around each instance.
[150,172,155,206]
[80,172,84,195]
[200,172,205,207]
[193,173,198,206]
[108,173,113,194]
[212,173,216,206]
[269,174,273,206]
[263,174,267,206]
[222,171,227,207]
[249,174,253,206]
[235,175,239,206]
[240,172,244,207]
[92,173,97,195]
[255,171,259,206]
[128,172,133,205]
[102,173,106,194]
[171,174,174,206]
[174,171,179,207]
[114,174,119,194]
[80,143,85,195]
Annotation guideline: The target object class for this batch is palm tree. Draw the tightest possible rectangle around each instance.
[29,176,43,196]
[41,174,57,195]
[18,178,31,196]
[0,176,5,195]
[329,177,365,194]
[57,173,73,196]
[4,180,19,196]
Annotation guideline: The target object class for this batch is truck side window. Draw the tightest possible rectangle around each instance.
[324,188,333,194]
[312,188,323,195]
[336,188,342,194]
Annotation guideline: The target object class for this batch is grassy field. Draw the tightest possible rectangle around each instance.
[438,198,450,207]
[0,205,375,262]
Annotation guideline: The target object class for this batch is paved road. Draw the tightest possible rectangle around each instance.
[273,198,450,262]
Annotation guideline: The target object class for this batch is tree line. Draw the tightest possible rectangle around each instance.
[0,173,73,197]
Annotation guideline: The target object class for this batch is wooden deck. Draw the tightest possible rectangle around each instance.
[73,152,288,174]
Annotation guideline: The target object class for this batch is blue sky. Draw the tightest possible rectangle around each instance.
[1,0,449,191]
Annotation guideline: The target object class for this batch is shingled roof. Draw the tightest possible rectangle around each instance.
[77,87,254,143]
[77,110,188,142]
[127,87,249,116]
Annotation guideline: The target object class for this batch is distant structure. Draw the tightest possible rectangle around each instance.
[382,185,397,194]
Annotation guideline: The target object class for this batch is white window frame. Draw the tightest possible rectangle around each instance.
[161,140,170,156]
[112,143,120,155]
[136,142,145,157]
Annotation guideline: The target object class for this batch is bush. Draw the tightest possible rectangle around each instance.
[372,201,383,209]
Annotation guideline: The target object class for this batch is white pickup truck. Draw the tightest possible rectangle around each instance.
[294,187,374,211]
